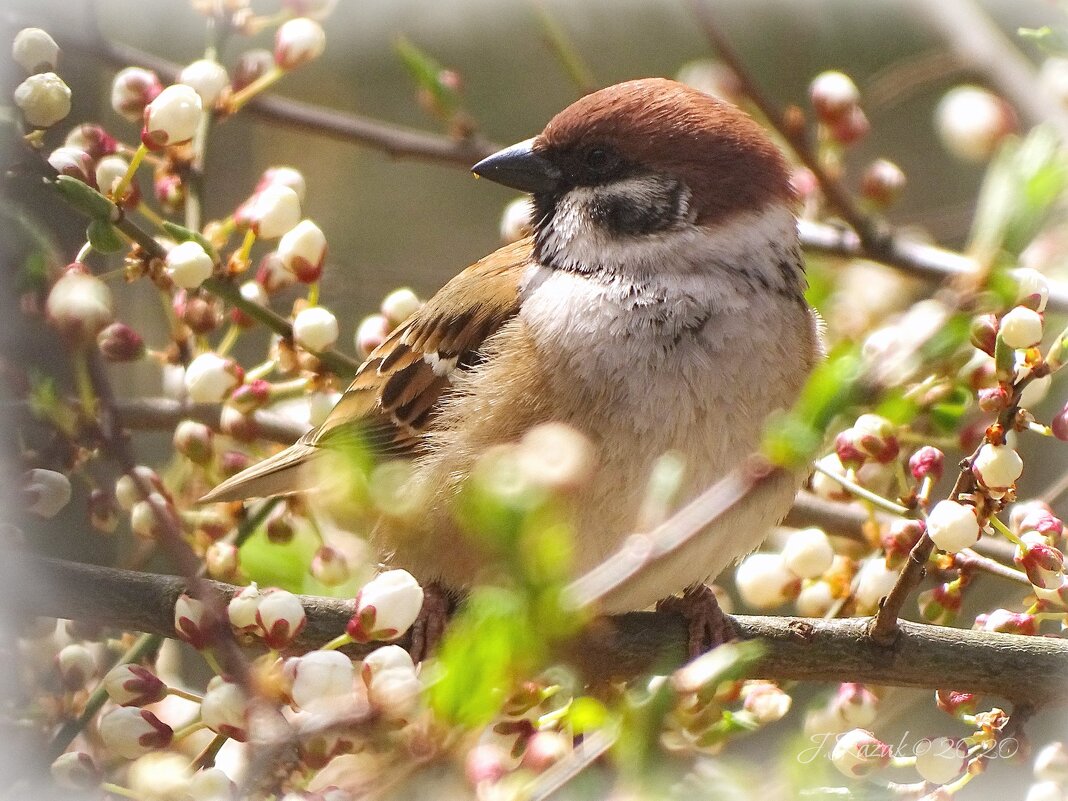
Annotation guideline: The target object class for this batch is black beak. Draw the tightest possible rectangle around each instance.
[471,138,561,193]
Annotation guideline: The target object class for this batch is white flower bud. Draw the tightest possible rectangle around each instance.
[286,650,354,713]
[381,288,421,326]
[809,71,860,124]
[810,453,851,501]
[831,683,879,728]
[741,682,792,725]
[111,67,162,122]
[114,466,160,510]
[277,219,326,283]
[201,676,249,741]
[1035,742,1068,784]
[99,707,173,759]
[50,751,100,791]
[255,589,306,648]
[23,468,71,518]
[927,500,981,552]
[14,72,70,127]
[143,84,203,150]
[499,196,534,244]
[795,580,835,617]
[293,306,339,352]
[310,546,349,586]
[179,59,229,107]
[1000,306,1044,349]
[830,728,891,778]
[734,553,799,609]
[165,240,215,289]
[188,767,236,801]
[103,663,167,707]
[360,644,415,686]
[174,593,213,650]
[244,184,301,238]
[184,353,242,403]
[854,558,899,611]
[936,85,1015,162]
[348,570,424,642]
[366,666,422,721]
[46,266,114,341]
[205,542,240,581]
[275,18,326,70]
[227,584,262,636]
[973,443,1023,490]
[256,166,307,201]
[1013,267,1050,313]
[48,146,94,184]
[1026,781,1066,801]
[128,752,191,801]
[355,313,389,357]
[94,154,129,198]
[56,643,96,689]
[781,527,834,579]
[13,28,59,74]
[914,736,967,785]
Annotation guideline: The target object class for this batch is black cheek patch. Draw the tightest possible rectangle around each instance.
[589,177,687,236]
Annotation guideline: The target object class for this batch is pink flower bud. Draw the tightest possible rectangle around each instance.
[860,159,906,206]
[98,707,173,758]
[827,105,869,146]
[522,731,571,772]
[184,353,243,403]
[201,676,249,741]
[311,546,349,586]
[348,570,424,643]
[178,58,229,107]
[46,264,114,342]
[275,18,326,70]
[233,49,273,91]
[23,468,71,518]
[50,751,101,791]
[111,67,162,121]
[103,663,167,706]
[809,71,860,124]
[227,583,263,635]
[465,743,509,786]
[173,419,214,465]
[936,85,1016,162]
[256,252,296,294]
[355,313,390,357]
[1015,542,1065,589]
[56,643,96,690]
[277,220,326,283]
[64,123,117,160]
[975,608,1037,635]
[236,184,301,238]
[230,378,271,414]
[852,414,899,464]
[909,446,944,482]
[1053,403,1068,442]
[293,306,339,351]
[734,553,800,609]
[285,650,354,713]
[97,322,145,362]
[977,385,1009,412]
[15,72,70,127]
[834,428,866,470]
[220,450,251,477]
[882,519,925,568]
[935,689,977,718]
[915,737,967,785]
[142,84,203,151]
[13,28,59,74]
[255,589,306,649]
[174,593,215,649]
[154,172,184,212]
[165,240,215,289]
[927,501,980,552]
[1018,509,1064,541]
[970,313,998,356]
[918,581,962,625]
[47,147,94,185]
[830,728,891,778]
[972,443,1023,491]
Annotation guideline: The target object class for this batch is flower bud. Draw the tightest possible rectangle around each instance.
[184,353,243,403]
[977,385,1009,412]
[173,420,214,465]
[142,84,203,150]
[522,731,571,773]
[128,753,191,800]
[23,468,71,518]
[99,707,173,759]
[500,196,534,244]
[970,313,999,356]
[347,569,424,642]
[293,306,339,351]
[95,154,140,207]
[13,28,59,74]
[827,105,869,146]
[97,322,145,362]
[1018,508,1064,541]
[1013,267,1050,313]
[852,414,899,464]
[927,500,980,552]
[936,85,1015,162]
[833,428,866,470]
[15,72,71,127]
[46,265,115,341]
[360,644,415,686]
[286,650,354,713]
[206,541,240,581]
[233,49,274,91]
[237,184,301,238]
[65,123,117,160]
[380,288,421,327]
[935,689,977,718]
[114,466,164,511]
[1000,306,1044,349]
[809,71,860,124]
[859,159,906,206]
[229,379,271,415]
[909,446,944,482]
[256,166,307,202]
[915,737,967,785]
[129,499,160,540]
[855,558,899,611]
[50,752,101,791]
[174,593,215,649]
[355,313,390,357]
[465,743,509,787]
[56,643,96,690]
[734,553,800,609]
[830,728,891,778]
[311,546,349,586]
[277,219,326,282]
[365,665,421,721]
[781,527,834,579]
[230,280,268,327]
[201,676,249,741]
[975,608,1037,635]
[88,488,120,533]
[188,767,236,801]
[811,453,851,501]
[179,58,229,107]
[918,581,962,625]
[972,443,1023,491]
[830,683,878,728]
[102,663,167,707]
[795,579,836,617]
[111,67,162,121]
[47,146,94,185]
[741,682,792,726]
[165,240,215,289]
[1034,742,1068,784]
[155,172,185,213]
[227,583,262,635]
[1015,541,1065,589]
[175,291,223,335]
[1026,781,1065,801]
[275,18,326,70]
[255,589,307,648]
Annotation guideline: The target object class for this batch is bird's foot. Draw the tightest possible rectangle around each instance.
[656,584,735,661]
[408,582,456,663]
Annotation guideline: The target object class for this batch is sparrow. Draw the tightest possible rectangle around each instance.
[204,78,822,655]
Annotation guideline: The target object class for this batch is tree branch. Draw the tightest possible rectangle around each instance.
[11,556,1067,703]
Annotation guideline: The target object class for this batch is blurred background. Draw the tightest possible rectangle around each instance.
[3,1,1068,798]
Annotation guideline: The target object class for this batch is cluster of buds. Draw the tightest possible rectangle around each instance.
[226,585,308,649]
[808,70,868,146]
[355,287,423,357]
[12,28,70,129]
[835,413,899,468]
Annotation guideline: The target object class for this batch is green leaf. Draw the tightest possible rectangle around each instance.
[54,176,118,220]
[930,384,972,433]
[394,35,460,118]
[162,221,219,262]
[1019,25,1068,54]
[86,219,125,253]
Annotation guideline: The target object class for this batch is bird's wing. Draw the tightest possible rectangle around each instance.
[200,238,533,503]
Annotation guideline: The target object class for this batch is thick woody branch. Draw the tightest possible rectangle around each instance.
[10,556,1067,704]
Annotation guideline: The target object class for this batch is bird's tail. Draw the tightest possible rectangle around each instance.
[199,441,322,503]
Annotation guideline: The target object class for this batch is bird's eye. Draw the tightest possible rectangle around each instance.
[584,146,613,172]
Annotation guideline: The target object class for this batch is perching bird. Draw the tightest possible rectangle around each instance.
[204,78,821,656]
